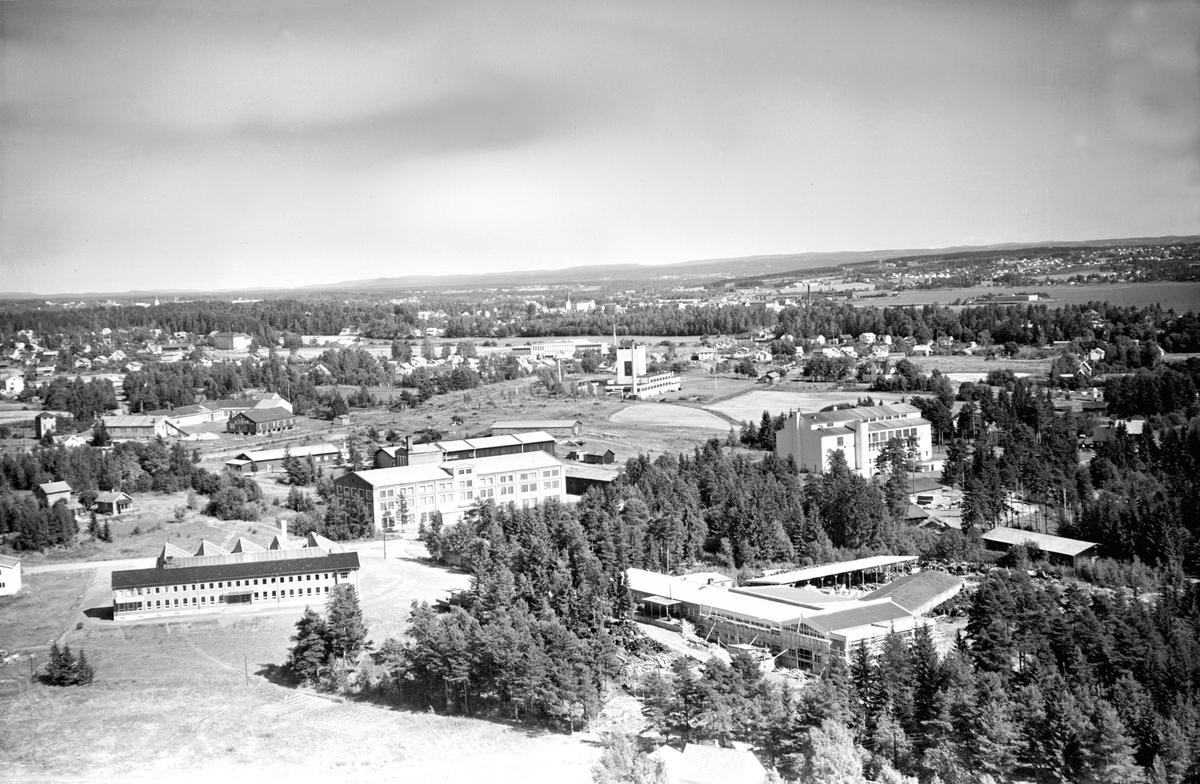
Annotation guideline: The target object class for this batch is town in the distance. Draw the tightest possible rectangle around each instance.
[3,238,1200,784]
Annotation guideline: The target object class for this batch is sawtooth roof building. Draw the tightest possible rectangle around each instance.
[110,532,360,621]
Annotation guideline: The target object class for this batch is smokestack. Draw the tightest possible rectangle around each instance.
[279,518,288,541]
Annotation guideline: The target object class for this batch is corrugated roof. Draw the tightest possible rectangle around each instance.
[747,555,919,585]
[806,403,920,426]
[981,526,1098,557]
[111,551,360,589]
[731,585,856,609]
[802,599,913,635]
[862,570,965,614]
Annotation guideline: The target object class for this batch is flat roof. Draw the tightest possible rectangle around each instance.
[731,585,857,609]
[746,555,919,585]
[492,420,580,429]
[348,450,564,488]
[627,569,807,625]
[981,526,1098,557]
[803,599,913,635]
[112,551,360,590]
[564,464,620,483]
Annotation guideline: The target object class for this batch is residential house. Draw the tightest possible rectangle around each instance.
[93,491,134,515]
[0,370,25,397]
[34,412,58,439]
[35,481,72,507]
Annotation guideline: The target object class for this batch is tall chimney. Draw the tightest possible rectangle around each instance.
[279,518,288,540]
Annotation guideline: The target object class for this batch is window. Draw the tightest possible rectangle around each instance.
[836,436,844,447]
[500,486,514,496]
[254,592,259,599]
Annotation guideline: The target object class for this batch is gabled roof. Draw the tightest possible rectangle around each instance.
[37,481,72,495]
[671,744,768,784]
[0,554,21,569]
[981,526,1098,557]
[231,407,294,424]
[94,491,132,504]
[158,542,193,564]
[802,599,913,635]
[269,534,302,550]
[112,551,360,590]
[193,540,229,557]
[233,443,340,463]
[229,537,265,553]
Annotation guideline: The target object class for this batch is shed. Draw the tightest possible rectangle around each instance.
[981,526,1099,568]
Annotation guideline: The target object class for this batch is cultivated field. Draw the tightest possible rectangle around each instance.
[864,281,1200,310]
[0,542,609,783]
[905,355,1051,377]
[704,389,909,422]
[609,403,730,431]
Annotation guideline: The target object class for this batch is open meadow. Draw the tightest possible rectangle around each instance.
[0,542,611,784]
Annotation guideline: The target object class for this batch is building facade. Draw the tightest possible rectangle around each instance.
[0,554,22,596]
[102,415,188,441]
[227,408,296,435]
[374,431,556,469]
[491,420,583,438]
[224,443,341,474]
[774,403,933,477]
[334,450,568,530]
[606,342,681,399]
[212,332,253,351]
[110,537,360,621]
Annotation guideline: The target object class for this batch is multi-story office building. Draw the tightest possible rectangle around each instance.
[774,403,933,477]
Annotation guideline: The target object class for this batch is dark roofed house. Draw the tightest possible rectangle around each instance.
[491,419,583,438]
[580,449,616,465]
[92,491,133,516]
[227,407,296,435]
[35,481,72,507]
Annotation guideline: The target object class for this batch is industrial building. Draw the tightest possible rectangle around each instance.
[224,443,342,475]
[110,533,360,621]
[774,403,933,477]
[627,567,933,670]
[334,449,567,530]
[491,420,583,438]
[374,432,556,468]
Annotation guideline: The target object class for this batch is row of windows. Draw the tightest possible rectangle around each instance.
[125,572,336,597]
[116,585,334,613]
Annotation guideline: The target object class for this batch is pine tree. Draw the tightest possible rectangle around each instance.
[288,606,330,685]
[323,585,367,667]
[1081,700,1145,784]
[74,648,95,685]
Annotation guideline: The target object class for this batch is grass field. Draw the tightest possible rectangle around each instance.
[705,388,910,422]
[0,544,606,783]
[609,403,730,431]
[0,570,94,652]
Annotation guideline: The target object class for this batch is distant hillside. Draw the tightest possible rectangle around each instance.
[7,235,1197,299]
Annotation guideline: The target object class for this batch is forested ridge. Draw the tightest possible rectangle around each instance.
[5,297,1200,350]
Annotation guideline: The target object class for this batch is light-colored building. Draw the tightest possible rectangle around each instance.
[0,371,24,397]
[224,443,341,475]
[0,554,22,596]
[34,481,72,507]
[110,534,360,621]
[491,420,583,438]
[334,450,568,530]
[774,403,933,477]
[212,332,253,351]
[102,415,189,441]
[606,342,680,399]
[374,432,556,469]
[650,744,767,784]
[510,340,608,360]
[627,568,930,670]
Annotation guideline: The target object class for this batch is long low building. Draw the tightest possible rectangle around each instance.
[627,568,929,671]
[111,535,360,621]
[374,431,556,468]
[746,555,919,587]
[225,443,342,475]
[981,526,1099,567]
[335,449,567,530]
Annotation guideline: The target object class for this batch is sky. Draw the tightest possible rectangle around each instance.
[2,0,1199,295]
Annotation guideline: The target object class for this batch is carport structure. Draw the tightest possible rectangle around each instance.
[746,555,919,589]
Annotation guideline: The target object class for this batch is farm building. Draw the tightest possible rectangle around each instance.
[110,534,360,621]
[34,481,72,507]
[491,419,583,438]
[775,403,934,478]
[101,415,189,441]
[335,449,567,530]
[0,554,22,595]
[627,568,930,670]
[981,526,1099,568]
[92,491,133,516]
[374,432,556,468]
[226,408,296,435]
[224,443,341,475]
[567,448,616,465]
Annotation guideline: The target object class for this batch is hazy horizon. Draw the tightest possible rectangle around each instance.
[4,1,1199,295]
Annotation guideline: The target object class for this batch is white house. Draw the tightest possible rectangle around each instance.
[0,554,22,595]
[775,402,934,477]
